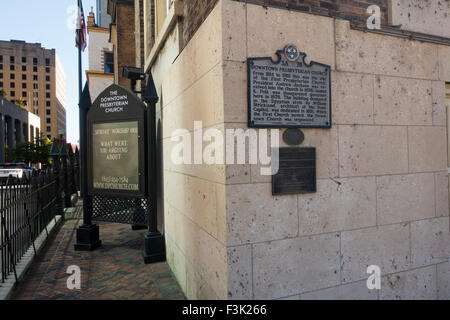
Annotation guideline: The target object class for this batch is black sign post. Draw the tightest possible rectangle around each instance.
[142,74,166,264]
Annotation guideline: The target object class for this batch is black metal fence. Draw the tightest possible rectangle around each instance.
[0,141,80,284]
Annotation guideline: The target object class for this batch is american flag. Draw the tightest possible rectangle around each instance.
[75,0,87,51]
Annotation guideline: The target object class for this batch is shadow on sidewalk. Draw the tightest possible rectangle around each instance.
[11,202,185,300]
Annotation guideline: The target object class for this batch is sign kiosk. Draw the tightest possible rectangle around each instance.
[83,83,165,263]
[87,84,146,198]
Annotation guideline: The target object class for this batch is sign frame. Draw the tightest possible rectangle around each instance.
[247,45,332,129]
[87,84,147,199]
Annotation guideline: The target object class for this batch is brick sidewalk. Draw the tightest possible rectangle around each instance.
[12,203,185,300]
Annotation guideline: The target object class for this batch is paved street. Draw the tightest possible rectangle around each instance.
[12,202,185,300]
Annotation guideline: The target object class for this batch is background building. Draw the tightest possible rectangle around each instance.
[86,7,114,101]
[0,40,66,140]
[97,0,112,28]
[136,0,450,300]
[0,97,41,163]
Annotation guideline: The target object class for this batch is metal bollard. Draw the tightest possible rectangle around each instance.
[68,144,77,195]
[60,143,72,208]
[49,140,63,217]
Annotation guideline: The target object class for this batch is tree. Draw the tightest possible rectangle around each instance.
[0,89,6,98]
[7,135,52,167]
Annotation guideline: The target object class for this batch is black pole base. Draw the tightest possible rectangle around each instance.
[143,232,166,264]
[64,197,72,208]
[74,224,102,251]
[132,224,148,231]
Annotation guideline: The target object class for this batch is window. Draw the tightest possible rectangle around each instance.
[10,56,14,63]
[22,65,26,71]
[33,83,38,89]
[46,127,51,132]
[46,92,50,98]
[33,58,38,65]
[46,118,51,124]
[45,67,50,73]
[0,55,2,62]
[22,57,26,63]
[46,109,51,115]
[0,73,3,79]
[10,82,15,88]
[104,52,114,74]
[10,65,14,71]
[22,91,27,97]
[46,75,50,81]
[22,74,26,80]
[10,74,14,79]
[22,83,26,89]
[33,75,38,81]
[33,101,38,107]
[0,64,2,70]
[33,66,37,72]
[0,82,3,87]
[46,101,50,107]
[10,91,15,97]
[45,58,50,66]
[46,84,50,90]
[33,92,38,98]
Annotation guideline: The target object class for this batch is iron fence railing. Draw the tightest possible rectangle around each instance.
[0,140,80,285]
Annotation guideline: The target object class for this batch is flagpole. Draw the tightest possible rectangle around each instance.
[75,0,101,251]
[77,0,90,225]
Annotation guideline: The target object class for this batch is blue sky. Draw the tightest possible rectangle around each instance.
[0,0,97,144]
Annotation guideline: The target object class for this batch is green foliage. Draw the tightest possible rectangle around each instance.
[7,135,52,167]
[15,97,25,108]
[0,89,6,98]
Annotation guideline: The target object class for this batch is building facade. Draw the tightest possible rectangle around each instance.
[0,40,66,140]
[107,0,137,90]
[86,7,115,102]
[0,97,41,163]
[131,0,450,300]
[97,0,113,28]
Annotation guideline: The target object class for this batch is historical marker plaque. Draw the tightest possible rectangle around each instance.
[248,45,331,128]
[87,84,146,198]
[272,147,316,195]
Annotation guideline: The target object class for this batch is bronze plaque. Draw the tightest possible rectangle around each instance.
[248,45,331,128]
[272,147,316,195]
[92,121,140,192]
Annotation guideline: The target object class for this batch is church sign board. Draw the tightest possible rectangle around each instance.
[248,45,331,128]
[87,84,146,198]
